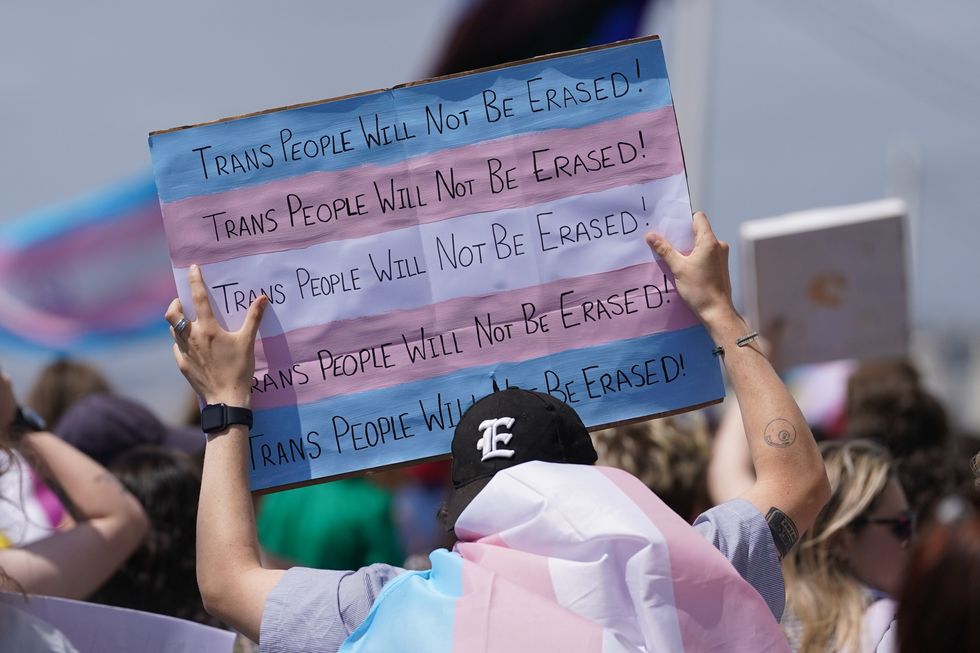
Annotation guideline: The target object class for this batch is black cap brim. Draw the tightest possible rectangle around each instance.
[444,475,493,533]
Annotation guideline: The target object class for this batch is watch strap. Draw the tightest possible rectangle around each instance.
[201,403,253,434]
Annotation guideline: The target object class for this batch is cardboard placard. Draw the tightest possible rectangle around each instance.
[741,198,909,369]
[148,36,724,492]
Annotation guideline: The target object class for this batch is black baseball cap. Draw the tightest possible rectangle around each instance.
[445,387,597,530]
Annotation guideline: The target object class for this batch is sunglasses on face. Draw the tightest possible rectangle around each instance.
[853,510,917,542]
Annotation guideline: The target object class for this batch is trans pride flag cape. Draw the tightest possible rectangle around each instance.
[0,175,175,351]
[340,462,790,652]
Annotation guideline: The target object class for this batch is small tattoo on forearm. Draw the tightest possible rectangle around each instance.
[766,507,799,559]
[763,418,797,448]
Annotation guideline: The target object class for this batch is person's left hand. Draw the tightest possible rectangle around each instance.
[164,265,266,407]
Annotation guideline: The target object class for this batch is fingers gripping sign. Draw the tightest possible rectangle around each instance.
[644,211,735,323]
[165,264,268,408]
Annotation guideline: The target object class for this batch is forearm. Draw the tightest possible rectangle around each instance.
[168,270,283,641]
[197,420,284,641]
[196,422,263,612]
[5,432,148,598]
[23,432,146,526]
[704,309,828,534]
[646,213,829,555]
[706,396,755,504]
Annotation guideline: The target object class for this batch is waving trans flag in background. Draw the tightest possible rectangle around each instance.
[0,174,176,352]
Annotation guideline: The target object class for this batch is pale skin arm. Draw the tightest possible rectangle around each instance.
[0,432,149,599]
[165,265,281,642]
[706,397,755,504]
[647,213,831,557]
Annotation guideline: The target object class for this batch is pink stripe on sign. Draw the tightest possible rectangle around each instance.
[163,107,682,267]
[452,551,604,653]
[250,261,697,409]
[597,468,790,652]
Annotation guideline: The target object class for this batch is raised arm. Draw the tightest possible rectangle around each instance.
[647,213,830,558]
[165,265,281,642]
[0,432,148,599]
[706,397,755,504]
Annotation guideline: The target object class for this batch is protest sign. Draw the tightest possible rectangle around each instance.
[148,35,724,492]
[741,198,908,369]
[0,592,235,653]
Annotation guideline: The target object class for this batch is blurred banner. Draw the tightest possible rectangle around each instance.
[0,175,175,352]
[1,592,235,652]
[433,0,653,75]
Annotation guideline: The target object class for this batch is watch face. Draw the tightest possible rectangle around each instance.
[201,405,225,433]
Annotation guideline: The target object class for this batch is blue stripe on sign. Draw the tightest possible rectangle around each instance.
[247,323,723,491]
[0,174,158,249]
[150,39,671,203]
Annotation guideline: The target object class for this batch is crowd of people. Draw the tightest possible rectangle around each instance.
[0,212,978,652]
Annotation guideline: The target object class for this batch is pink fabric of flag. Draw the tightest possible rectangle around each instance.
[341,461,790,652]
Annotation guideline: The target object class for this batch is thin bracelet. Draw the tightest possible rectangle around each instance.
[735,331,761,347]
[712,330,761,357]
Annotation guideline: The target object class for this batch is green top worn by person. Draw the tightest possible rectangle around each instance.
[257,479,403,570]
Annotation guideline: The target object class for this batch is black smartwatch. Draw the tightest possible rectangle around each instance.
[200,403,253,434]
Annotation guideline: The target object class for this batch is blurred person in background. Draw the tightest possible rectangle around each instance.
[431,0,652,76]
[844,360,959,523]
[26,358,112,429]
[89,445,216,626]
[390,461,453,565]
[256,477,403,572]
[783,439,912,653]
[0,361,147,651]
[54,393,202,466]
[592,414,712,522]
[895,496,980,653]
[1,405,61,548]
[4,358,115,546]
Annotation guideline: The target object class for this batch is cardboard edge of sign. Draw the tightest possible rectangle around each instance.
[251,395,723,496]
[149,34,662,138]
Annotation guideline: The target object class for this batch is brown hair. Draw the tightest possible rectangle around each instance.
[27,358,111,428]
[591,415,711,522]
[845,359,952,520]
[896,499,980,652]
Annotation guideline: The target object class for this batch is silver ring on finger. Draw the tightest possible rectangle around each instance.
[173,317,191,338]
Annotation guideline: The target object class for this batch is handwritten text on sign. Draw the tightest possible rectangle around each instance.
[149,36,724,491]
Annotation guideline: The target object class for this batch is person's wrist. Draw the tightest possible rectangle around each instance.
[697,301,742,334]
[204,388,252,409]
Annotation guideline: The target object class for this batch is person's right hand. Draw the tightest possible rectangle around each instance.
[164,265,267,407]
[645,212,736,325]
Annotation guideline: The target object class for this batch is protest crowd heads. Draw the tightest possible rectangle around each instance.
[896,497,980,652]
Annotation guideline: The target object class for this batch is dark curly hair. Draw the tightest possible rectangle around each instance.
[89,446,216,626]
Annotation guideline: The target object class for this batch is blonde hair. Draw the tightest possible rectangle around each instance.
[592,414,711,521]
[783,439,894,653]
